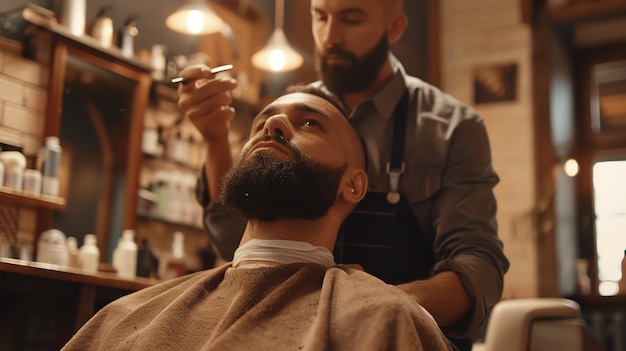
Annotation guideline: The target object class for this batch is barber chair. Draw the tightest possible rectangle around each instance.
[472,298,606,351]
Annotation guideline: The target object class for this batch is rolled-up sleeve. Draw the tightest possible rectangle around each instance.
[430,114,509,338]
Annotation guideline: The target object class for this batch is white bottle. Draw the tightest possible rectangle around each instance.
[66,236,80,268]
[79,234,100,273]
[158,231,186,280]
[90,7,114,48]
[120,17,139,58]
[0,151,26,190]
[41,136,62,197]
[112,229,138,279]
[60,0,86,36]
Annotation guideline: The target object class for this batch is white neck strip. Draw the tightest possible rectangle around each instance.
[232,239,336,269]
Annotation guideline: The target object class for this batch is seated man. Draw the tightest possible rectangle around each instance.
[62,85,452,351]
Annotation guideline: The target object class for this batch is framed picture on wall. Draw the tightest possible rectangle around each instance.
[473,62,518,105]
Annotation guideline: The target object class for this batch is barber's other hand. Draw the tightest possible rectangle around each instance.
[177,65,238,141]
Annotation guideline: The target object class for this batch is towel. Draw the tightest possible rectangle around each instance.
[62,263,452,351]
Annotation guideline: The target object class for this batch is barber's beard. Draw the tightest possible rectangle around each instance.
[219,135,347,221]
[318,33,390,96]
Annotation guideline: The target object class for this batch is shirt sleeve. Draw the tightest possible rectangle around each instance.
[195,166,246,261]
[430,112,510,338]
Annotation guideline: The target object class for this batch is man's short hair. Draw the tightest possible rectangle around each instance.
[282,84,368,172]
[283,84,350,119]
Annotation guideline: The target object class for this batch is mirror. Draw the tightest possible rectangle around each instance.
[37,30,151,262]
[54,54,137,258]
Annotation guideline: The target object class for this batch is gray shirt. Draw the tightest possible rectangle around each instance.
[196,57,509,338]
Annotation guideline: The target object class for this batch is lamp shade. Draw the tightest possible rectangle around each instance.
[166,0,225,35]
[251,28,303,72]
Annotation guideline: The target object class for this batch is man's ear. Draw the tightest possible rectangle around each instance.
[341,169,368,204]
[387,12,408,44]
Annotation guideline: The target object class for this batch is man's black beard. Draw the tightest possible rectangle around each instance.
[219,135,347,221]
[318,33,390,96]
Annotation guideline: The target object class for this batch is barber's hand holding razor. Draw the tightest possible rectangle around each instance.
[176,64,237,142]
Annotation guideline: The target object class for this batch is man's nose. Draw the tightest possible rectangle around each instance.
[262,115,292,141]
[321,18,343,47]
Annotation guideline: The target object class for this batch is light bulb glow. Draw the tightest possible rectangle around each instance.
[564,158,579,177]
[269,50,287,71]
[251,29,303,72]
[186,10,204,34]
[166,2,225,35]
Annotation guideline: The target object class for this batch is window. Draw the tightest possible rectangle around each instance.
[593,160,626,295]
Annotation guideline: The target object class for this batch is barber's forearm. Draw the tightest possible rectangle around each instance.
[204,137,234,202]
[397,271,471,327]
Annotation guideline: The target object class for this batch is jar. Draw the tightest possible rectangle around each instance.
[0,151,26,190]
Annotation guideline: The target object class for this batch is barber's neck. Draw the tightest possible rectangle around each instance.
[340,58,395,112]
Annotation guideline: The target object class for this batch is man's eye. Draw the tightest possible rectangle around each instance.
[342,17,362,25]
[304,119,322,128]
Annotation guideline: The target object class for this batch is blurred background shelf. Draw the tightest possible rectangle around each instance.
[0,187,66,211]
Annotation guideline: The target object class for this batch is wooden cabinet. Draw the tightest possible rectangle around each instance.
[0,17,154,351]
[0,257,155,350]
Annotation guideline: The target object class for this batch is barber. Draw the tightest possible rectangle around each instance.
[177,1,509,350]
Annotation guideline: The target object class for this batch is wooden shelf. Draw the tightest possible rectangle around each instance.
[22,4,152,73]
[0,186,66,211]
[0,256,155,291]
[136,213,205,233]
[547,1,626,25]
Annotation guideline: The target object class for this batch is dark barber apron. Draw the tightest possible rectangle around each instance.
[333,91,472,351]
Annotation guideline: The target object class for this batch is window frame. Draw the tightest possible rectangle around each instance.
[575,41,626,295]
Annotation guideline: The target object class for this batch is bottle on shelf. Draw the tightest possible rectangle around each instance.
[79,234,100,273]
[66,236,80,268]
[0,151,26,190]
[112,229,138,279]
[152,171,170,220]
[40,136,62,197]
[158,231,186,280]
[167,171,184,223]
[36,229,68,266]
[119,15,138,58]
[136,239,157,278]
[90,6,114,48]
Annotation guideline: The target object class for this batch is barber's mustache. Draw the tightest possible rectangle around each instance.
[323,46,357,62]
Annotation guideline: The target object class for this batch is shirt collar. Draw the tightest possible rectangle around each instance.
[370,54,409,120]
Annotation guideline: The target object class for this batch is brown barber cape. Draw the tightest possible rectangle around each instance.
[63,263,451,351]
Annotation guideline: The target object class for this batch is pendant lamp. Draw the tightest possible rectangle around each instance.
[166,0,225,35]
[251,0,303,72]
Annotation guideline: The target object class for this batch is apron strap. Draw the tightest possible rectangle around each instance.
[386,90,409,204]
